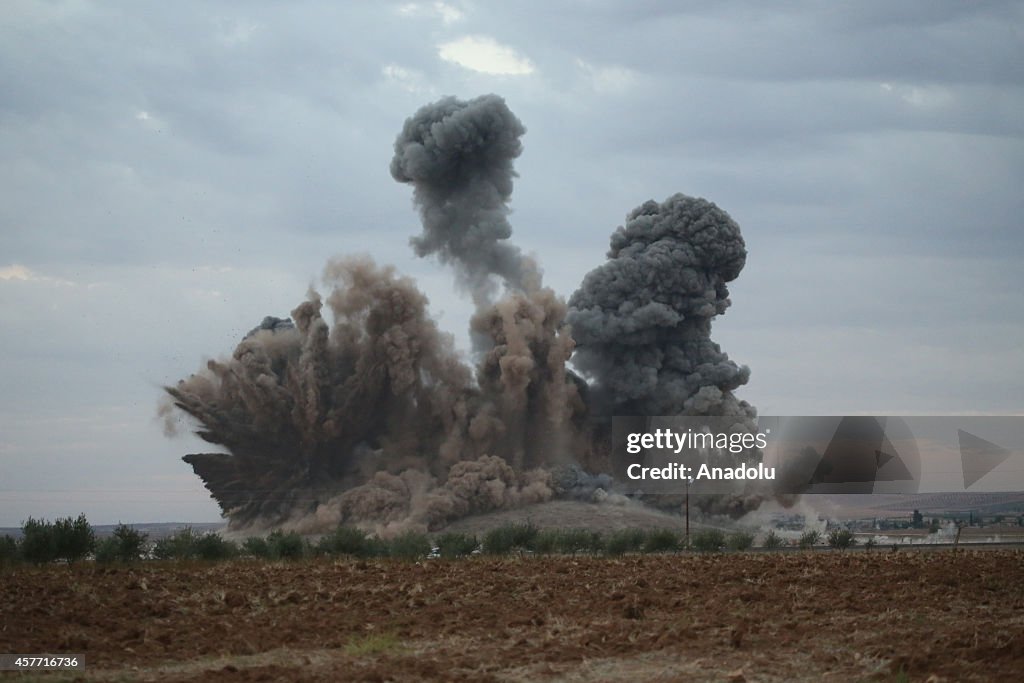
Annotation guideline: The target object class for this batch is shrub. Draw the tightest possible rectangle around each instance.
[643,528,681,553]
[242,536,271,558]
[482,525,516,555]
[111,524,148,562]
[94,537,120,564]
[387,531,432,560]
[604,529,647,556]
[0,534,20,566]
[762,530,784,549]
[267,530,307,560]
[690,529,725,552]
[798,529,821,550]
[726,531,755,551]
[533,529,603,555]
[20,517,58,564]
[509,522,539,549]
[482,522,537,555]
[96,524,149,563]
[316,526,381,558]
[152,527,200,560]
[53,514,95,563]
[864,537,877,551]
[435,532,478,558]
[195,533,237,561]
[561,529,604,554]
[344,631,402,656]
[531,529,560,554]
[827,528,857,550]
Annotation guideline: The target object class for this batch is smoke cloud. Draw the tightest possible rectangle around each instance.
[164,95,765,532]
[390,94,537,304]
[567,194,754,420]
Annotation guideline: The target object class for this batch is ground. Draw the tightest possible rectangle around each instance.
[437,499,711,535]
[2,550,1023,682]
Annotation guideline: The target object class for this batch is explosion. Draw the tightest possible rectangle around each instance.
[163,94,759,533]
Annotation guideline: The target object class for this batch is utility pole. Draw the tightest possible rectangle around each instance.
[685,476,691,547]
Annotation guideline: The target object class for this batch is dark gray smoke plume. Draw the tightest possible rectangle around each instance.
[568,193,754,420]
[392,93,586,471]
[390,94,537,304]
[165,96,766,532]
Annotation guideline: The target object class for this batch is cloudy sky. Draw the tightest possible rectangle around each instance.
[2,1,1022,525]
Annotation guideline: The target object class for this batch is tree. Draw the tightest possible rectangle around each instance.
[435,532,478,558]
[194,533,237,561]
[152,527,200,560]
[726,531,755,551]
[828,528,857,550]
[53,514,95,563]
[0,534,19,566]
[762,530,784,549]
[267,530,306,560]
[798,529,821,550]
[690,529,725,552]
[112,524,148,562]
[912,509,924,528]
[20,517,58,564]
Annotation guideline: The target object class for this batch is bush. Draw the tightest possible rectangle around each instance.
[267,530,307,560]
[643,528,682,553]
[0,534,20,566]
[96,524,149,563]
[20,517,58,564]
[509,522,539,549]
[387,531,432,560]
[111,524,148,562]
[152,527,200,560]
[53,514,95,563]
[690,529,725,552]
[530,529,560,554]
[481,525,515,555]
[561,529,604,554]
[195,533,237,561]
[726,531,755,551]
[762,530,784,549]
[435,532,478,558]
[532,529,603,555]
[316,526,381,558]
[242,536,271,558]
[827,528,857,550]
[482,522,538,555]
[604,529,647,556]
[864,537,877,551]
[94,537,120,564]
[798,529,821,550]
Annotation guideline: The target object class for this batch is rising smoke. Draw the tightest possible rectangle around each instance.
[390,94,537,304]
[567,194,754,419]
[164,94,764,533]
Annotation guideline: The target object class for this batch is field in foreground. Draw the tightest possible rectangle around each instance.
[2,551,1022,682]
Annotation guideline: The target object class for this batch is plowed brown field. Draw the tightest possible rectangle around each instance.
[3,550,1023,682]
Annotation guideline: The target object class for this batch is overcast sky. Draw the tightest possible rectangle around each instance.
[1,1,1022,525]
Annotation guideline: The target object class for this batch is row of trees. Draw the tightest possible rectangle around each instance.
[773,528,860,550]
[0,515,149,565]
[0,515,866,568]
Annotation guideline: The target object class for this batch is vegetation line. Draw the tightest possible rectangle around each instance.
[0,514,884,568]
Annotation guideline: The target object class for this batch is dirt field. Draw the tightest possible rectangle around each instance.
[2,550,1023,682]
